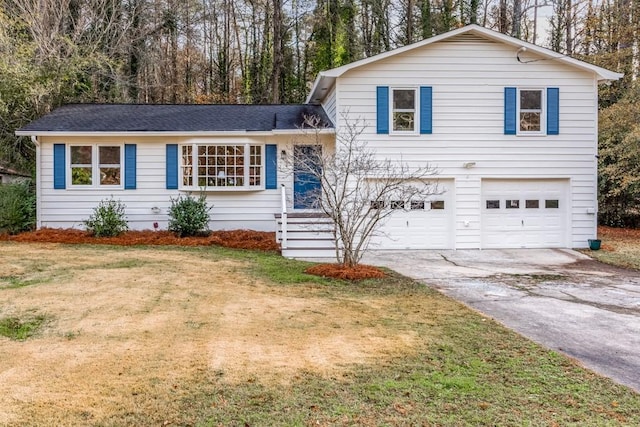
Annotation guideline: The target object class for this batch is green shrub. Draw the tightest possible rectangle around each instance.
[168,193,212,237]
[84,197,129,237]
[0,182,36,234]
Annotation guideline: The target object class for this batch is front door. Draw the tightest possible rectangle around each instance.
[293,145,322,209]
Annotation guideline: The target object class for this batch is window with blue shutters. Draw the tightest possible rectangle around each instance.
[505,87,559,135]
[377,86,433,135]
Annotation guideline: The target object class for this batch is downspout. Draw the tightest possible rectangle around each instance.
[593,79,600,241]
[31,136,42,229]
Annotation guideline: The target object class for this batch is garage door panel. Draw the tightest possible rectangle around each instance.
[482,179,568,249]
[370,180,454,250]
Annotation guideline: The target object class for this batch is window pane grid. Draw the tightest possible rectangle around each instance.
[184,144,262,189]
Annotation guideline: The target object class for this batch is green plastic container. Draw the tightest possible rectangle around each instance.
[588,239,601,251]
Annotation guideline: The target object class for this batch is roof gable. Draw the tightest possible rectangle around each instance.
[306,24,623,104]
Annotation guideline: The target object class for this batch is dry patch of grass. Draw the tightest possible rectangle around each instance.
[0,242,638,426]
[583,226,640,270]
[0,243,446,425]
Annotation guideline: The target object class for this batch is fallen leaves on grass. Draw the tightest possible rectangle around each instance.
[305,263,386,280]
[0,228,280,252]
[598,225,640,240]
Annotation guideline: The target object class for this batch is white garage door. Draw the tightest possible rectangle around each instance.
[370,180,454,250]
[481,179,568,249]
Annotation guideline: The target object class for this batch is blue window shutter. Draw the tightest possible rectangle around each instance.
[547,87,559,135]
[504,87,517,135]
[166,144,178,189]
[265,144,277,189]
[53,144,66,189]
[376,86,389,134]
[124,144,137,189]
[420,86,433,134]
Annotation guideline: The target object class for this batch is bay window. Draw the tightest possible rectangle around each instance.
[181,144,263,189]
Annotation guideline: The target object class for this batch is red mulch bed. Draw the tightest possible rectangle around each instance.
[0,228,280,252]
[305,263,386,280]
[1,229,387,280]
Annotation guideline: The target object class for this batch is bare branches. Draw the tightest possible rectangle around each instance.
[285,113,440,266]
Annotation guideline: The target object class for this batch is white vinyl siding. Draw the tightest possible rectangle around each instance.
[321,84,337,125]
[37,136,310,232]
[334,33,598,249]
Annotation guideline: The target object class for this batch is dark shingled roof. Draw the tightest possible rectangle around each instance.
[18,104,333,133]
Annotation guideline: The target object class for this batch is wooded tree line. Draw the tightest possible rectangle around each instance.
[1,0,639,225]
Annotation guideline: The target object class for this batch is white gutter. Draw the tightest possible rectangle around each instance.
[15,129,336,138]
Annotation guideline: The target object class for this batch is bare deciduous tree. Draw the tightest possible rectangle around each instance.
[287,114,441,267]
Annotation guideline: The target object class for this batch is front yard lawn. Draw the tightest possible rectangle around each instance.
[0,242,638,426]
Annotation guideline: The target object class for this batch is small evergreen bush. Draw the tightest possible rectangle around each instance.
[168,193,212,237]
[84,197,129,237]
[0,182,36,234]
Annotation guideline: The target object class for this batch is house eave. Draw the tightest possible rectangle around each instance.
[15,129,336,138]
[306,24,623,103]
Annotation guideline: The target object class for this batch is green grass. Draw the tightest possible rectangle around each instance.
[0,314,47,340]
[580,227,640,270]
[183,315,639,426]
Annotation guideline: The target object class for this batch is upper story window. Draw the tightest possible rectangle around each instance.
[181,144,262,190]
[505,87,558,136]
[519,89,544,133]
[377,86,432,135]
[392,88,417,132]
[70,145,122,187]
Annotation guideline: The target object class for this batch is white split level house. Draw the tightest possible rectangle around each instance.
[17,24,622,258]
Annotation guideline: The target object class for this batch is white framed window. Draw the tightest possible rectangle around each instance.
[391,88,418,133]
[518,88,545,134]
[69,144,122,188]
[181,144,263,190]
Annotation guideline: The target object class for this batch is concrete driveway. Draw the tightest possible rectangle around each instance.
[363,249,640,392]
